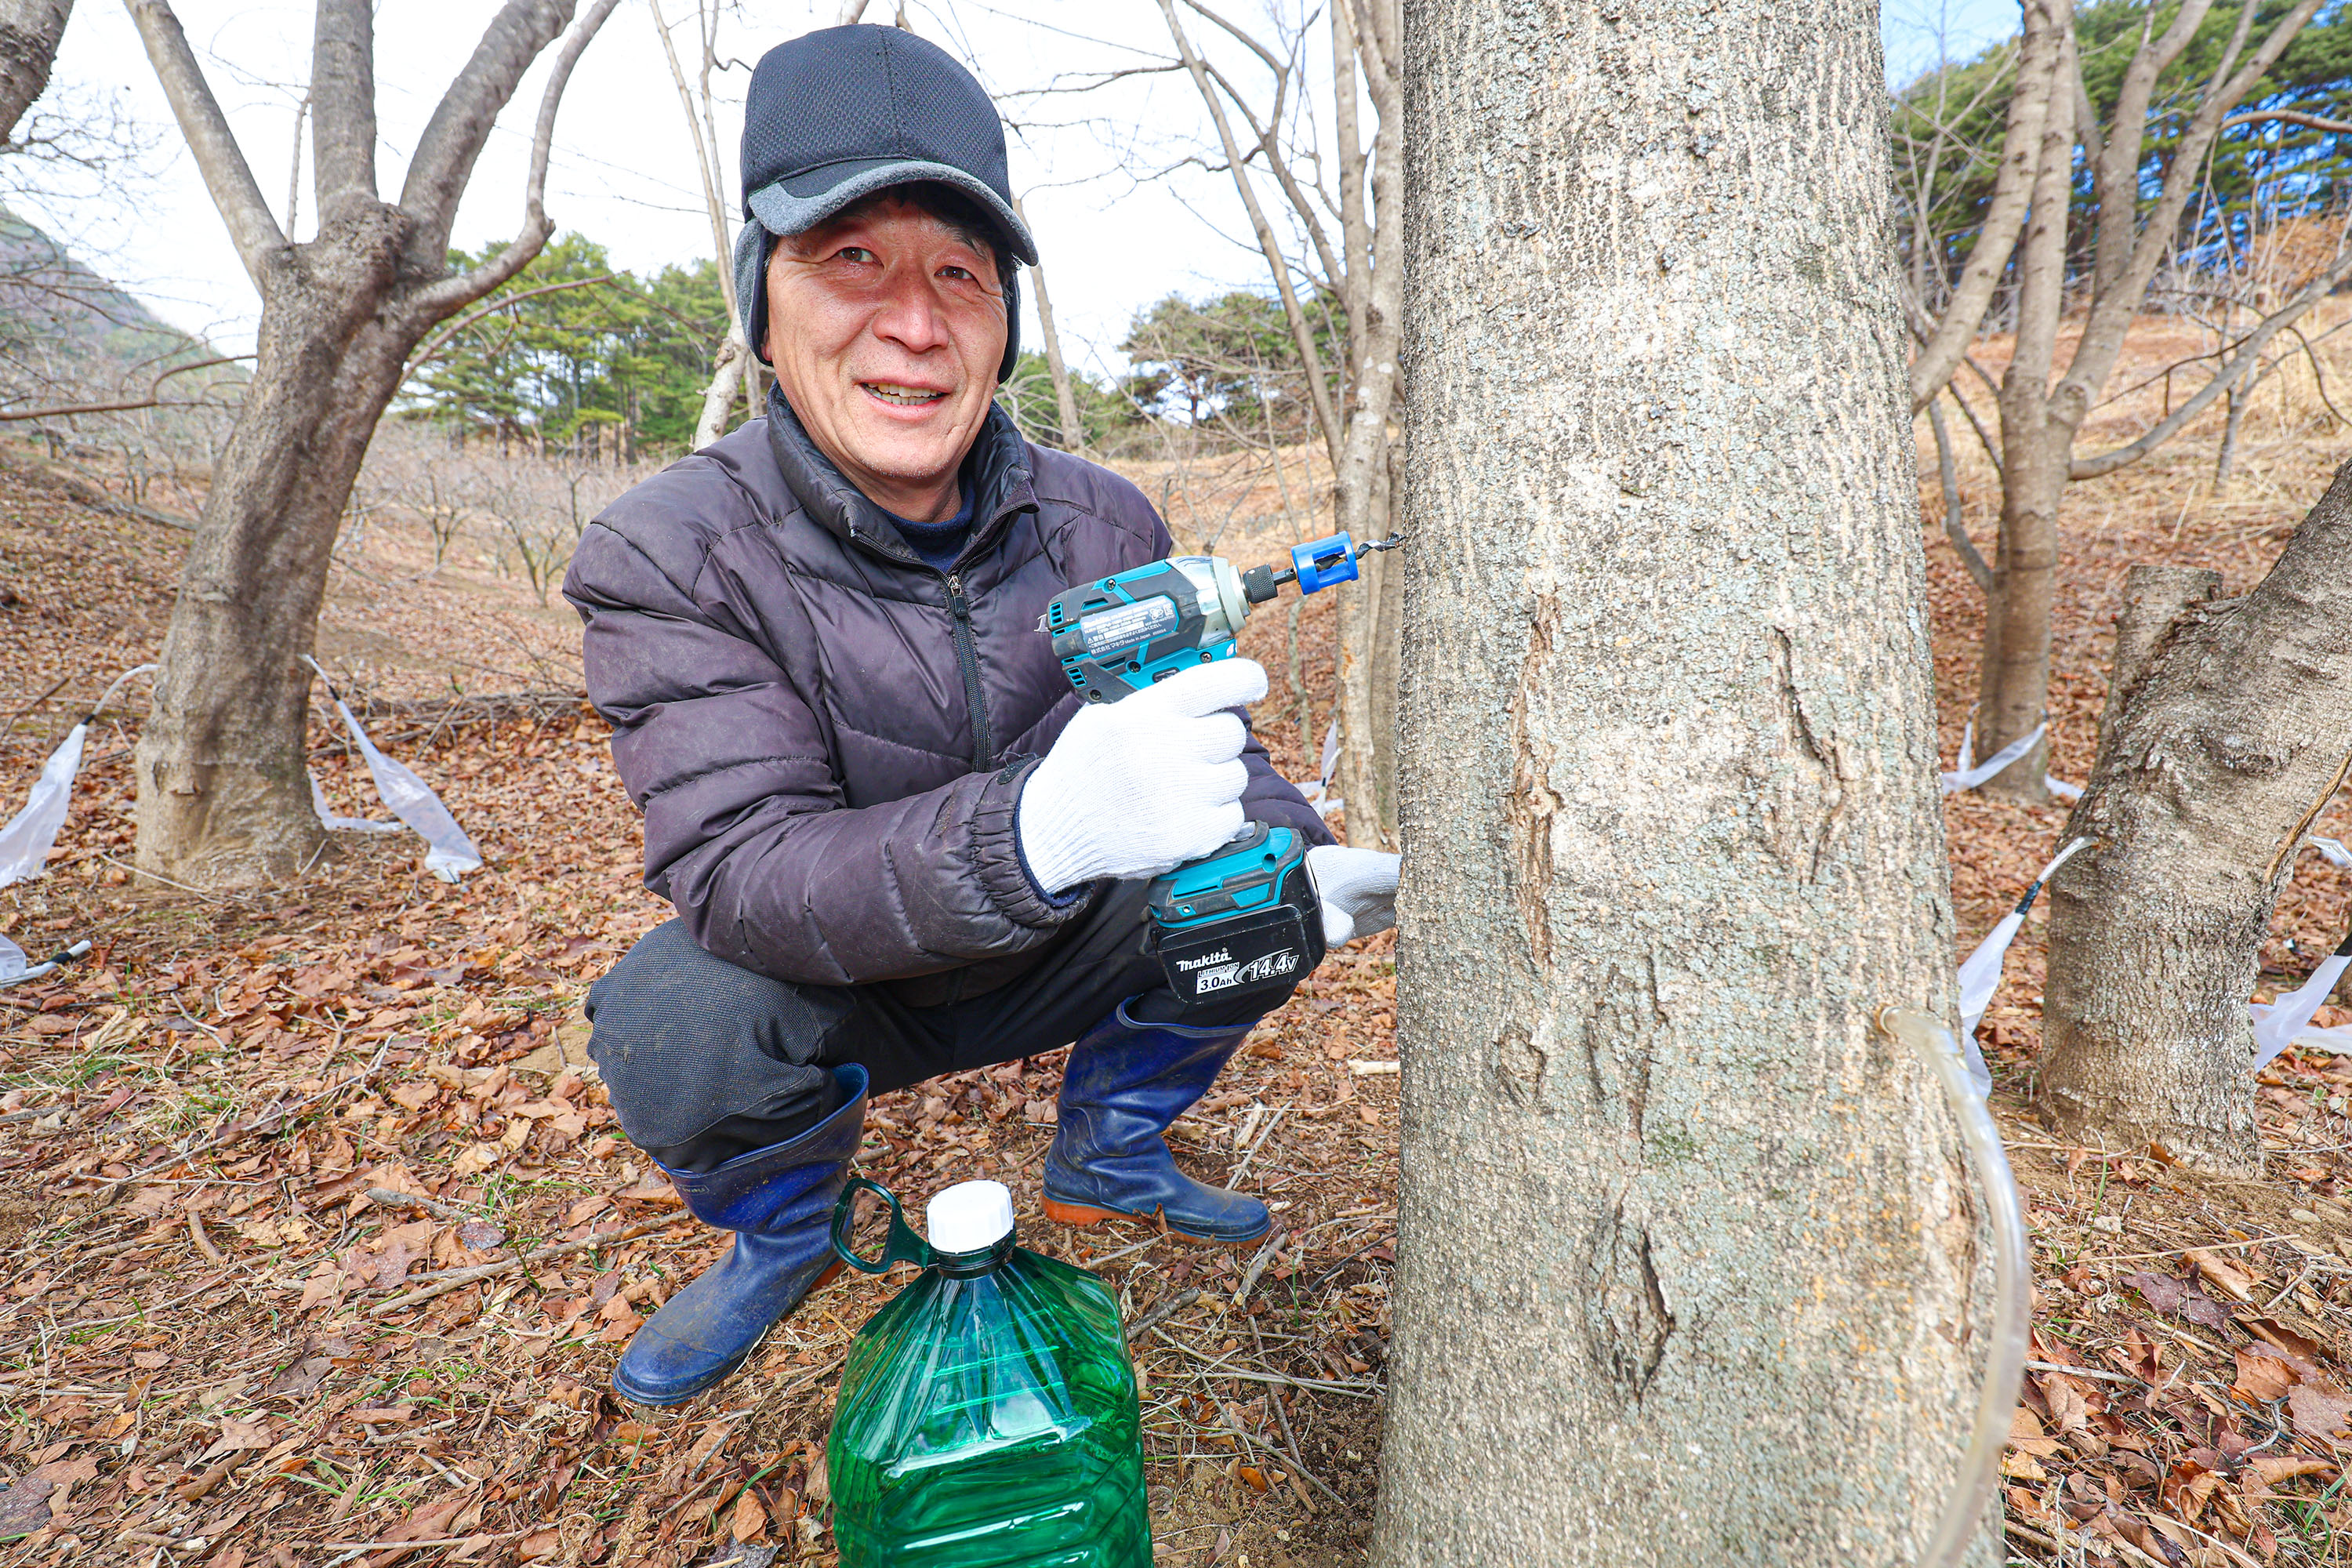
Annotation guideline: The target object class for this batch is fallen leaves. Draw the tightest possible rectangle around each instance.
[2183,1247,2259,1304]
[2125,1269,2237,1330]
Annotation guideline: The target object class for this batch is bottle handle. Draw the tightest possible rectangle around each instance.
[830,1177,935,1274]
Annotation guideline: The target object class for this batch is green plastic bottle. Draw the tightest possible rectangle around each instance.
[826,1177,1152,1567]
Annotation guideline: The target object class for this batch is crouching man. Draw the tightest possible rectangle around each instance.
[561,24,1399,1408]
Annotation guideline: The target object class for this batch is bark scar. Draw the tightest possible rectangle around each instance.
[1767,625,1848,881]
[1578,955,1663,1138]
[1508,593,1564,965]
[1580,1196,1675,1400]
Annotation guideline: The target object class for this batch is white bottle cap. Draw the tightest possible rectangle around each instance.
[926,1180,1015,1254]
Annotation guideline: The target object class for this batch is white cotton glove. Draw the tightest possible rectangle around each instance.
[1307,845,1399,946]
[1016,658,1267,895]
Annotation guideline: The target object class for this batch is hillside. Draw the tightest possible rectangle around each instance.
[2,330,2352,1563]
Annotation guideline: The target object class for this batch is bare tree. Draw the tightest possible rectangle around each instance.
[1009,189,1083,450]
[1376,0,1987,1556]
[1151,0,1403,849]
[650,0,756,450]
[656,0,877,451]
[2042,473,2352,1172]
[0,1,70,145]
[1904,0,2349,802]
[123,0,619,888]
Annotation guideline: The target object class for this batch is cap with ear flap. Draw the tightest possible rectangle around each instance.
[733,24,1031,386]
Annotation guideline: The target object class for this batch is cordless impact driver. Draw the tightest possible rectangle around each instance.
[1040,532,1400,1012]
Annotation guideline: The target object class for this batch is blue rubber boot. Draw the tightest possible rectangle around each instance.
[1041,1003,1272,1246]
[612,1064,867,1407]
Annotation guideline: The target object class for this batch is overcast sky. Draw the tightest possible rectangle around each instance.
[18,0,2021,375]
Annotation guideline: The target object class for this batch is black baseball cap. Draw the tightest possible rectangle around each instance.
[733,26,1034,378]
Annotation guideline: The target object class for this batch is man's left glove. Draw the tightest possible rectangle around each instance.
[1305,845,1399,946]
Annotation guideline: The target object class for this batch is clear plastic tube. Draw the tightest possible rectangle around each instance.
[1875,1006,2031,1568]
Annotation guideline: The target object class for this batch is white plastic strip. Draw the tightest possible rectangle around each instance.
[2311,837,2352,869]
[2045,775,2084,801]
[0,662,157,891]
[0,934,23,981]
[2270,1022,2352,1057]
[0,722,85,887]
[310,769,402,834]
[1942,721,2047,794]
[2251,931,2352,1071]
[303,657,483,882]
[1955,836,2093,1097]
[1296,718,1346,818]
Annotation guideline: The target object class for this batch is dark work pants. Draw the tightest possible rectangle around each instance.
[585,880,1294,1173]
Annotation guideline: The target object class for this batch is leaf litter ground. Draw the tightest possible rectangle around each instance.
[4,368,2352,1566]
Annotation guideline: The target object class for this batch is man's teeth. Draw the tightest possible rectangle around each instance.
[865,384,946,405]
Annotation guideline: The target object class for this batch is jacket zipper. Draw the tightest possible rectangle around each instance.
[945,572,993,771]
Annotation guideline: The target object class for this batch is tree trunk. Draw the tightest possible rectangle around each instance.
[2042,463,2352,1171]
[1969,18,2077,804]
[1374,0,1983,1558]
[2216,381,2249,495]
[136,221,414,887]
[0,0,69,145]
[1974,429,2063,800]
[693,328,750,450]
[1334,434,1401,849]
[2092,563,2220,757]
[1011,193,1083,452]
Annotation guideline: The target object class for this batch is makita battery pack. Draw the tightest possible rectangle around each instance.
[1144,822,1326,1009]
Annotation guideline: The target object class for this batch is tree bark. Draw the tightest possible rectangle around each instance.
[1374,0,1981,1557]
[1334,425,1401,848]
[2093,564,2220,757]
[0,0,68,145]
[2042,465,2352,1171]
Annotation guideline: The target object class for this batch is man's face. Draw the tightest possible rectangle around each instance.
[764,195,1007,522]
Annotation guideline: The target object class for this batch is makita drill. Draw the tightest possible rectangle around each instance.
[1040,532,1399,1011]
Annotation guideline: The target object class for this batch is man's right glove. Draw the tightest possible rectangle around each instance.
[1016,658,1266,897]
[1305,844,1400,946]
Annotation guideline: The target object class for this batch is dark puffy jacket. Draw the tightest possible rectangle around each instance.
[563,393,1329,1004]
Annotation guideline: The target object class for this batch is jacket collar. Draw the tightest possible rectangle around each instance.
[764,387,1037,572]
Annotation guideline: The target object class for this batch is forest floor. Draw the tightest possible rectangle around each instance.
[0,349,2350,1568]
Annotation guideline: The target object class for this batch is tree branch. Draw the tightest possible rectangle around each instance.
[2060,0,2325,416]
[648,0,734,315]
[397,0,575,272]
[309,0,376,223]
[2223,107,2352,136]
[0,353,249,422]
[1909,0,2066,411]
[405,0,622,320]
[834,0,873,22]
[2071,251,2352,479]
[401,273,615,373]
[122,0,285,292]
[1203,57,1343,302]
[1928,395,1993,593]
[1154,0,1341,467]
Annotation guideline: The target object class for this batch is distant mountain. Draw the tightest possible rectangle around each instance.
[0,208,238,419]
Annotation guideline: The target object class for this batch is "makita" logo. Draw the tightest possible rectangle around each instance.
[1174,949,1234,971]
[1192,949,1301,993]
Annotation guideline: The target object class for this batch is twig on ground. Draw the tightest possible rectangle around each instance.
[1129,1287,1200,1338]
[365,1187,474,1221]
[1234,1229,1287,1305]
[365,1218,679,1316]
